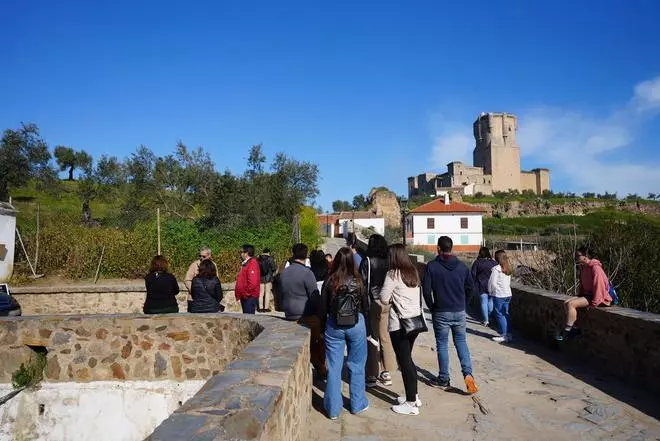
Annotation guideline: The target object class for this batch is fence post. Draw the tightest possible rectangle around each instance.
[157,208,161,255]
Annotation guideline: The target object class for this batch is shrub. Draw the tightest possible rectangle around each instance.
[12,352,47,389]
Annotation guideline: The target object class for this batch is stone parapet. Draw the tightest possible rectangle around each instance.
[10,283,242,315]
[0,314,258,382]
[510,283,660,393]
[147,315,311,441]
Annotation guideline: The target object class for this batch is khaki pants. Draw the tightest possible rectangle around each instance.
[297,315,327,377]
[367,301,398,378]
[259,282,273,311]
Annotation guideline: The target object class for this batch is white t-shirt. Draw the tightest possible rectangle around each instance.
[488,265,512,298]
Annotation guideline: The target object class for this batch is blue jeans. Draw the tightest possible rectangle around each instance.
[431,311,473,382]
[240,297,257,314]
[492,296,511,336]
[324,313,368,417]
[479,293,493,323]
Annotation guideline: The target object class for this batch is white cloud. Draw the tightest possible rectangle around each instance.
[429,75,660,196]
[431,131,472,169]
[633,76,660,111]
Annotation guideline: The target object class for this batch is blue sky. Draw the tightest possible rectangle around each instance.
[2,0,660,210]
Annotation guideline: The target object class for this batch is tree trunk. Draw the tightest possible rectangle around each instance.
[68,166,74,181]
[82,199,92,224]
[0,181,8,203]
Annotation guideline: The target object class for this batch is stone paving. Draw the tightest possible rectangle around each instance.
[305,314,660,441]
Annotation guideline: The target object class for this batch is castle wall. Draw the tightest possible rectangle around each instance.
[520,171,538,193]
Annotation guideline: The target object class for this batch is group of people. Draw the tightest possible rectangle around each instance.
[276,234,480,419]
[143,244,279,315]
[142,236,615,420]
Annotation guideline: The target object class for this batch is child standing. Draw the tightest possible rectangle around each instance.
[488,250,513,343]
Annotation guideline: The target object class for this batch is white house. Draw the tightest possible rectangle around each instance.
[405,195,486,252]
[336,211,385,237]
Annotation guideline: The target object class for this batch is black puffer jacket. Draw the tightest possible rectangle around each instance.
[188,276,223,313]
[318,276,371,335]
[359,256,389,302]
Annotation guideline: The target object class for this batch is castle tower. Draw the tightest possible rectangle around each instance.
[473,112,521,192]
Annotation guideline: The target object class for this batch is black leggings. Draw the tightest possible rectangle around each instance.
[389,329,418,402]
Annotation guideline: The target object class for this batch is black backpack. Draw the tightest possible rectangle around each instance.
[331,284,360,326]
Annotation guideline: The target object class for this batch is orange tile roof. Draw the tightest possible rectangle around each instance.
[410,199,486,214]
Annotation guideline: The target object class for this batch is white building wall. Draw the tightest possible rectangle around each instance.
[338,218,385,236]
[409,213,483,247]
[0,380,205,441]
[0,204,17,283]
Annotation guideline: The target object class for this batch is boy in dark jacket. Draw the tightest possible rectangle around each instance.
[423,236,478,395]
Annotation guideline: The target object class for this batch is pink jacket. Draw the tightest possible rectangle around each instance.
[579,259,612,307]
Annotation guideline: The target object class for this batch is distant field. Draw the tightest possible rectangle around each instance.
[484,209,660,236]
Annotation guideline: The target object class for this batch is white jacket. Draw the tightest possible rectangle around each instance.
[379,270,422,332]
[488,265,512,298]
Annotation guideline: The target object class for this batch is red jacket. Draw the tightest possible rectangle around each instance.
[236,258,261,300]
[579,259,612,307]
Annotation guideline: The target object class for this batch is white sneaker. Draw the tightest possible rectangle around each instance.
[492,336,506,343]
[392,401,420,415]
[397,394,422,407]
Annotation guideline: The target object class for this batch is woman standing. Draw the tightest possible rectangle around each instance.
[144,255,180,314]
[471,247,497,327]
[310,249,329,290]
[188,259,224,313]
[556,246,613,341]
[380,244,424,416]
[488,250,513,343]
[318,247,371,420]
[359,234,395,387]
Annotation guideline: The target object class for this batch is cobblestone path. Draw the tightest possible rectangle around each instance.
[306,313,660,441]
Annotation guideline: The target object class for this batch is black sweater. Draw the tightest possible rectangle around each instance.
[144,272,180,313]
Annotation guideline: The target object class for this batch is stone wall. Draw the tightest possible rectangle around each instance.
[10,283,241,316]
[0,314,258,382]
[510,283,660,393]
[0,313,312,441]
[147,315,311,441]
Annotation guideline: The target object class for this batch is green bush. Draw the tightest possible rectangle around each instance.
[15,215,294,282]
[12,353,47,389]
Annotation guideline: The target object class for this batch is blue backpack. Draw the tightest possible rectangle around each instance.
[608,282,619,305]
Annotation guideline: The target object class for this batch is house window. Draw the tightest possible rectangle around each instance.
[427,234,436,245]
[427,218,435,229]
[460,217,468,229]
[460,234,469,245]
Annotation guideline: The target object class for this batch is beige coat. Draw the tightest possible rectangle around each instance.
[379,270,422,332]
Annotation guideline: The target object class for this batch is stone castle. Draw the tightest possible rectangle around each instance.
[408,112,550,197]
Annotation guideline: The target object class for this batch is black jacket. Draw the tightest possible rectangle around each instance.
[258,254,277,283]
[359,256,389,302]
[189,276,223,313]
[318,276,371,336]
[144,272,180,313]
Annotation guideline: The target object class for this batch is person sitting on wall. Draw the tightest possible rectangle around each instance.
[556,246,613,341]
[184,246,219,292]
[188,259,224,313]
[144,255,180,314]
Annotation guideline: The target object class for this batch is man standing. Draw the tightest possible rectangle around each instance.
[258,248,277,312]
[236,244,260,314]
[423,236,479,395]
[279,243,326,377]
[184,246,218,292]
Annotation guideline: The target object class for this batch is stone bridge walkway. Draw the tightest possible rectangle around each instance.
[304,313,660,441]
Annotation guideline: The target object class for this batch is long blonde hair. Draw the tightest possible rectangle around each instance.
[494,250,513,276]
